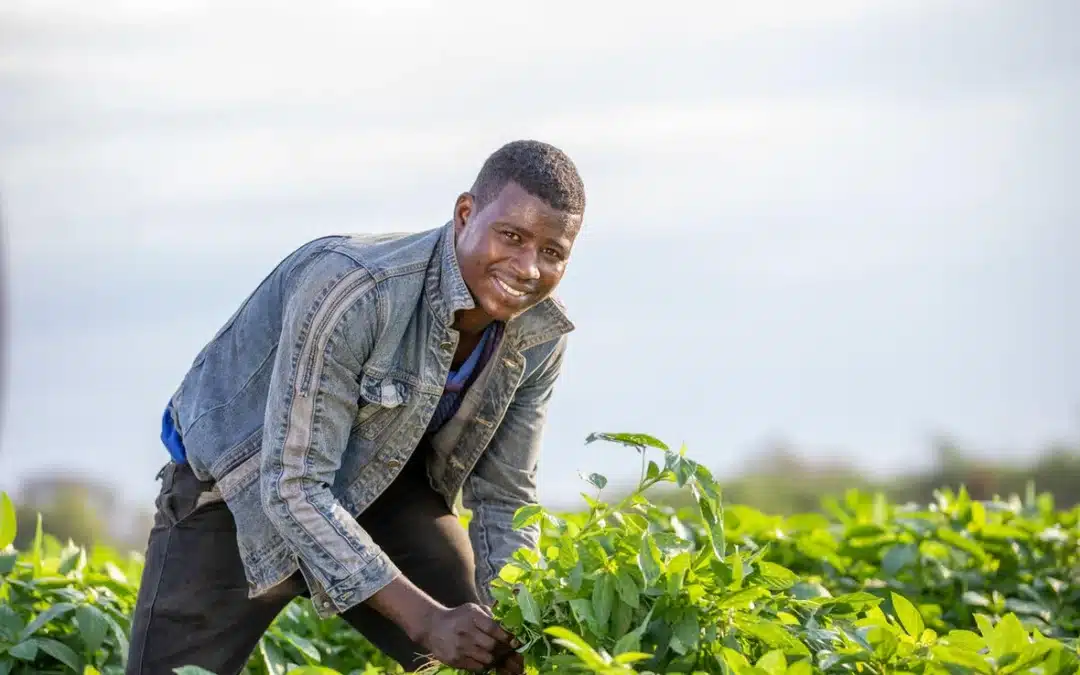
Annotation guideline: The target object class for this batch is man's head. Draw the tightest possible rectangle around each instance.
[453,140,586,329]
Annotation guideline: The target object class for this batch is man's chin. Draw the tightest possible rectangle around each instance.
[480,296,532,323]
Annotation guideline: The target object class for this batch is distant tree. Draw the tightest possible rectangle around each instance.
[12,473,151,550]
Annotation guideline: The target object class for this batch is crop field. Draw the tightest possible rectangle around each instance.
[1,432,1078,674]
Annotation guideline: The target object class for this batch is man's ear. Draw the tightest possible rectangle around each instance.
[453,192,474,234]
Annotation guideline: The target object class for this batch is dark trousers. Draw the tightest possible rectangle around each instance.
[125,449,479,675]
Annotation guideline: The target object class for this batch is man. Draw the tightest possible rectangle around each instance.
[126,139,586,675]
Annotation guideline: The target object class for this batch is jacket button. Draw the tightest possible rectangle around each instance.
[440,340,453,351]
[386,458,402,470]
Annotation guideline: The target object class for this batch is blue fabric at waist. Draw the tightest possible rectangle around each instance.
[161,403,187,464]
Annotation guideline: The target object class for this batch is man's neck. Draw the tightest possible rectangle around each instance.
[453,308,494,339]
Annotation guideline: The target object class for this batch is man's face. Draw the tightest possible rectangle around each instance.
[454,181,581,323]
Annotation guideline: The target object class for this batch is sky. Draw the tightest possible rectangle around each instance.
[0,0,1077,512]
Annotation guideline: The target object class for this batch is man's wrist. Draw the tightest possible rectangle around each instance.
[366,575,447,644]
[408,601,445,645]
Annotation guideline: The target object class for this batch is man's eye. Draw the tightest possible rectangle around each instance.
[544,248,564,260]
[502,231,521,242]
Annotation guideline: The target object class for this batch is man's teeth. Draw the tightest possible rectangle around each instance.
[495,278,527,297]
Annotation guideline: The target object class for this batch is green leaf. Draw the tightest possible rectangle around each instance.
[497,563,525,584]
[518,585,542,626]
[932,645,993,673]
[20,602,77,641]
[694,488,726,560]
[591,572,615,634]
[891,592,925,638]
[962,591,992,608]
[280,631,321,663]
[544,626,609,669]
[615,569,639,609]
[881,543,918,576]
[36,637,82,672]
[936,527,988,561]
[75,605,110,653]
[944,629,987,652]
[864,625,899,661]
[737,617,808,656]
[665,451,697,487]
[988,614,1029,659]
[646,461,661,480]
[756,562,798,590]
[0,493,15,550]
[787,659,814,675]
[717,586,771,610]
[557,538,579,571]
[612,651,652,665]
[819,592,882,615]
[612,607,653,656]
[57,544,86,576]
[970,500,987,528]
[756,650,787,675]
[8,640,39,661]
[568,597,593,628]
[511,504,545,530]
[613,630,635,656]
[0,605,25,643]
[258,637,289,675]
[669,613,700,655]
[582,472,608,491]
[637,535,662,587]
[585,432,670,451]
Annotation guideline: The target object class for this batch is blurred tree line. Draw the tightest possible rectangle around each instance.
[647,434,1080,515]
[7,433,1080,552]
[10,471,154,552]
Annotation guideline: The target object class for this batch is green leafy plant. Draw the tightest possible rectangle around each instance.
[2,431,1078,674]
[486,433,1080,674]
[0,504,142,674]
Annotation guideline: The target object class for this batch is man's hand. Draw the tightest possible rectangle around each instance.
[417,602,524,673]
[366,576,523,673]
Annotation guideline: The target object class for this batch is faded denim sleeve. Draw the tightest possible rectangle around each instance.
[463,335,568,605]
[260,255,400,614]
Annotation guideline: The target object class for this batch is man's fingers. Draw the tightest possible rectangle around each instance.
[497,651,526,675]
[464,642,495,668]
[458,656,486,673]
[471,610,513,643]
[470,628,497,652]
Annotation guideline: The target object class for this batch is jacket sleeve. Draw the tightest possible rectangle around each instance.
[259,256,400,616]
[462,335,568,605]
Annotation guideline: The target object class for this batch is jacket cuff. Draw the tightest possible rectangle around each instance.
[309,551,401,619]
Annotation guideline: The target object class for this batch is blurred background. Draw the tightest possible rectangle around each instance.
[0,0,1076,552]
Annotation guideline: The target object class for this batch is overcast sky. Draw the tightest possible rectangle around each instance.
[1,0,1077,510]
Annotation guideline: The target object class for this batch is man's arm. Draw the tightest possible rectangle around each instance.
[259,257,520,671]
[260,259,409,615]
[463,335,568,605]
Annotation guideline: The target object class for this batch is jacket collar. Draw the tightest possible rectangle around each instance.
[425,221,575,349]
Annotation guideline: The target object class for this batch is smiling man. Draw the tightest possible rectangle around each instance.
[126,140,586,675]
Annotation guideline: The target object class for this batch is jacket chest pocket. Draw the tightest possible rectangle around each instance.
[353,373,411,441]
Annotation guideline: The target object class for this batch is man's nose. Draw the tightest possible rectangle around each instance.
[511,249,540,280]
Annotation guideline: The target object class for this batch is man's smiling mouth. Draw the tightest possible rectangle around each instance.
[494,277,529,298]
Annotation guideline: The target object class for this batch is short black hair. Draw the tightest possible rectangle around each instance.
[470,139,586,215]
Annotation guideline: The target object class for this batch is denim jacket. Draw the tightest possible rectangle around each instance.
[166,221,573,617]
